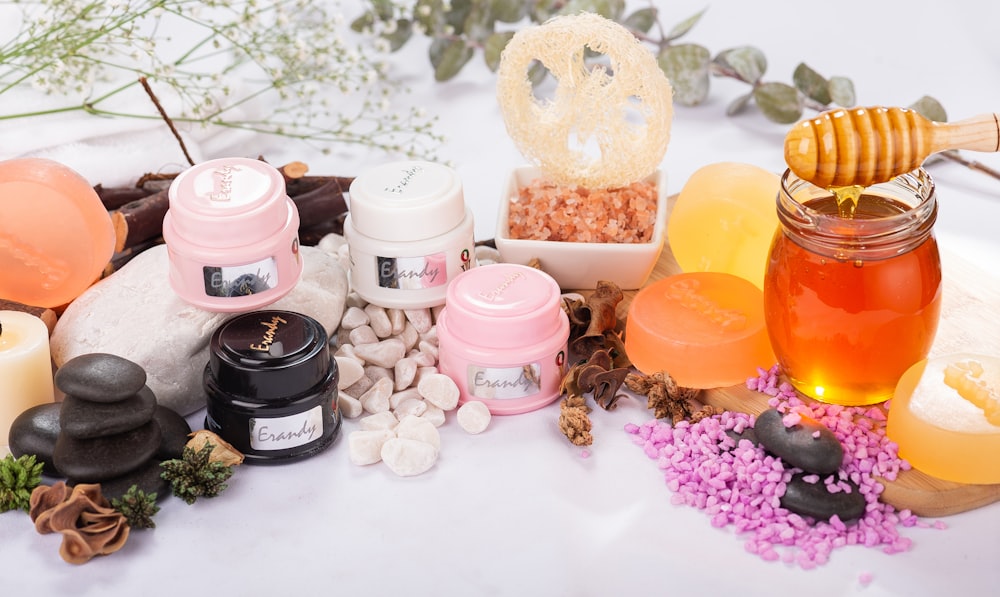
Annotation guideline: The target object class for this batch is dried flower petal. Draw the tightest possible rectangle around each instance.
[186,430,245,466]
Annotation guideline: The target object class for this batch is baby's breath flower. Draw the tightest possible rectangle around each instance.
[0,0,443,160]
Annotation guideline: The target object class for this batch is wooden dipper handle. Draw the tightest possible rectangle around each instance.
[784,106,1000,188]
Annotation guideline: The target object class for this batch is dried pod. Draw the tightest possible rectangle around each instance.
[186,430,245,466]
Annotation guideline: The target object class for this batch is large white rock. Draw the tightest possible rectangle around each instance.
[51,244,348,416]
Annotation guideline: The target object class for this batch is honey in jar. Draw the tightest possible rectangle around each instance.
[763,168,942,406]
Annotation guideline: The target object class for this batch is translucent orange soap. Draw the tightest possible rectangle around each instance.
[625,272,774,388]
[0,158,115,308]
[667,162,780,290]
[887,354,1000,484]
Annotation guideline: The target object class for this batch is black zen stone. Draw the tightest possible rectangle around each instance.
[753,408,844,475]
[781,472,867,522]
[153,406,192,461]
[54,353,148,403]
[7,402,62,476]
[52,420,162,482]
[59,386,157,439]
[81,458,172,503]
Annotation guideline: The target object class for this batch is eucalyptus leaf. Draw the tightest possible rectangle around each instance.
[727,92,753,116]
[828,76,856,107]
[484,31,515,72]
[429,37,474,81]
[623,7,657,33]
[658,44,711,106]
[464,0,495,42]
[491,0,528,23]
[414,0,443,33]
[529,0,561,22]
[444,0,473,33]
[714,46,766,83]
[384,19,414,52]
[371,0,396,20]
[753,82,803,123]
[557,0,626,20]
[910,95,948,122]
[792,63,831,105]
[665,8,707,42]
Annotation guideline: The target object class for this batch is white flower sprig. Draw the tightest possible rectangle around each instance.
[0,0,443,158]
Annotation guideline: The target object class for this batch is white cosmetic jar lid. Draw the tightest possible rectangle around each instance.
[347,161,466,242]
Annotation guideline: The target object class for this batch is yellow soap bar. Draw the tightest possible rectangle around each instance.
[625,272,774,388]
[887,354,1000,484]
[667,162,780,289]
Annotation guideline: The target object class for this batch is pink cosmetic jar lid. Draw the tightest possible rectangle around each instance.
[437,263,569,415]
[162,157,303,312]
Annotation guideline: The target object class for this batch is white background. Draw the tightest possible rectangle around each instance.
[2,1,999,595]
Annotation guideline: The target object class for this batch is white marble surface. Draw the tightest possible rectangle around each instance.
[2,1,999,595]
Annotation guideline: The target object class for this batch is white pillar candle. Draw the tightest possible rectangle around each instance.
[0,310,55,448]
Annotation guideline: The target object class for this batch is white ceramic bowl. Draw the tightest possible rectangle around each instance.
[494,166,668,290]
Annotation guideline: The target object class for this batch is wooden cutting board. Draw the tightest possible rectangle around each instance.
[617,204,1000,518]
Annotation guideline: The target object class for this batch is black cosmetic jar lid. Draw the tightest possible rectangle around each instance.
[204,310,341,464]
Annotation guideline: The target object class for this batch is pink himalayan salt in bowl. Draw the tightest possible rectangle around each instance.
[495,166,668,290]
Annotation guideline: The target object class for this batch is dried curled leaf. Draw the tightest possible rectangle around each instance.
[29,482,130,565]
[186,430,245,466]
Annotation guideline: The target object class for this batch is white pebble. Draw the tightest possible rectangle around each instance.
[352,338,407,368]
[418,373,459,411]
[360,377,393,413]
[364,365,392,383]
[456,401,492,434]
[340,306,370,330]
[389,388,422,410]
[398,322,419,351]
[414,366,439,385]
[343,375,374,399]
[475,245,501,265]
[335,356,365,390]
[360,410,399,431]
[337,394,363,419]
[394,357,418,391]
[334,343,362,364]
[388,308,406,335]
[395,414,441,450]
[346,292,368,309]
[417,340,439,361]
[317,233,348,254]
[421,403,446,427]
[411,350,436,368]
[365,304,393,338]
[404,308,433,333]
[394,398,428,419]
[349,325,379,346]
[380,438,438,477]
[348,429,395,465]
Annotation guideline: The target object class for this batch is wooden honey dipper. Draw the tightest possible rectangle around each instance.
[784,106,1000,188]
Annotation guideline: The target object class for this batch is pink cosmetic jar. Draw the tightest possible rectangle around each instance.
[436,263,569,415]
[345,160,475,309]
[162,157,303,312]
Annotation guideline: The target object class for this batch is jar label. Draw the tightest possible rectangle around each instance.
[202,257,278,297]
[249,405,324,451]
[466,363,541,399]
[377,253,447,289]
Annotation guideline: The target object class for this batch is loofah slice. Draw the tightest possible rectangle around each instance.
[496,12,673,189]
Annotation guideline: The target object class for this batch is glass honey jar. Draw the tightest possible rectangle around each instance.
[763,168,942,406]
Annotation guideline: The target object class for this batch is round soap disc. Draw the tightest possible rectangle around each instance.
[668,162,780,290]
[887,353,1000,484]
[625,272,774,388]
[0,158,115,308]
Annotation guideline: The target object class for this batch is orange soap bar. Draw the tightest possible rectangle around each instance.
[0,158,115,308]
[625,272,774,388]
[667,162,780,290]
[887,354,1000,484]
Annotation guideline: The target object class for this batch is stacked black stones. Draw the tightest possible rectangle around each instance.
[9,353,190,501]
[750,408,866,522]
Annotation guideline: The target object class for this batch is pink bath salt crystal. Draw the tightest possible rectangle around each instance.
[858,571,874,586]
[624,422,640,434]
[580,449,591,459]
[782,411,802,427]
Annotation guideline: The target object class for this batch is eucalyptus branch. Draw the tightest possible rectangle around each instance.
[354,0,991,182]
